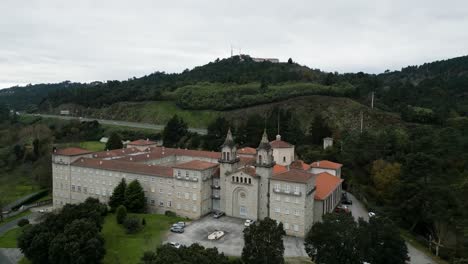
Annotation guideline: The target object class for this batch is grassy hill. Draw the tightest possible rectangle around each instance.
[67,94,403,132]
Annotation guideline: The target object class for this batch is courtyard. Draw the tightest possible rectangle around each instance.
[163,215,308,257]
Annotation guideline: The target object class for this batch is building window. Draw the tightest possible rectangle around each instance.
[159,179,163,184]
[71,185,75,192]
[285,197,290,203]
[295,197,299,204]
[284,223,289,230]
[275,207,280,213]
[283,156,286,163]
[285,185,290,193]
[248,178,251,184]
[240,206,247,216]
[167,201,172,207]
[285,209,290,215]
[275,195,280,201]
[177,203,181,210]
[83,187,87,194]
[185,171,189,177]
[192,193,197,201]
[295,210,300,216]
[293,224,299,232]
[232,176,235,182]
[274,184,280,191]
[192,183,197,189]
[159,201,164,207]
[184,193,189,200]
[177,192,181,198]
[193,205,197,212]
[151,200,155,206]
[159,189,163,194]
[236,176,239,182]
[258,155,263,164]
[151,187,155,193]
[294,186,300,194]
[227,152,230,160]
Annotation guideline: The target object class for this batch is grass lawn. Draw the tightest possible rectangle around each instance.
[102,213,184,264]
[57,141,105,152]
[0,210,31,228]
[0,170,40,205]
[0,226,25,247]
[18,258,31,264]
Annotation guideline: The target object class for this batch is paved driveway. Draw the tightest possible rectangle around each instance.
[347,192,435,264]
[163,215,307,257]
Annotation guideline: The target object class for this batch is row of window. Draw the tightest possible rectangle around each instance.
[175,181,199,188]
[274,208,302,216]
[149,199,198,213]
[71,185,110,196]
[273,184,301,194]
[176,192,198,201]
[232,176,252,184]
[274,195,300,204]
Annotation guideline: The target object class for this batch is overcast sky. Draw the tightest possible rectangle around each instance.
[1,0,468,88]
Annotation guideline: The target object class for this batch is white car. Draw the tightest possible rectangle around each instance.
[244,219,255,227]
[368,212,376,218]
[208,231,225,240]
[168,242,181,249]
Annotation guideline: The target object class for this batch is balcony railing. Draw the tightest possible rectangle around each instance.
[273,188,302,196]
[211,194,220,200]
[211,185,221,189]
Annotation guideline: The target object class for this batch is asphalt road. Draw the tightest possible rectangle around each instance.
[347,192,435,264]
[25,113,208,135]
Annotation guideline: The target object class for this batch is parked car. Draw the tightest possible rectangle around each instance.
[168,242,181,249]
[213,211,225,219]
[208,230,225,240]
[244,219,255,227]
[368,212,376,218]
[341,197,353,205]
[172,221,186,228]
[335,205,351,214]
[170,226,184,233]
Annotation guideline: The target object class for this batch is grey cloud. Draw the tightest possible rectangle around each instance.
[1,0,468,87]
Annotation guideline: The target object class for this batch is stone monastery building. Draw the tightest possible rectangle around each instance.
[52,130,343,237]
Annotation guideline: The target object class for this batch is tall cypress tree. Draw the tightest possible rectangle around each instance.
[124,180,146,213]
[162,115,188,147]
[108,179,126,211]
[106,132,123,150]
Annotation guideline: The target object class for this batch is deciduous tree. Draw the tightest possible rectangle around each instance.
[242,217,286,264]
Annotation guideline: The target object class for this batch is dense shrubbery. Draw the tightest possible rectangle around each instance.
[17,198,107,264]
[175,82,355,110]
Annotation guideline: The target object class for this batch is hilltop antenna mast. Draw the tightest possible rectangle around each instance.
[230,45,233,57]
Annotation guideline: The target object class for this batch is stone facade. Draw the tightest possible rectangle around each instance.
[52,131,344,238]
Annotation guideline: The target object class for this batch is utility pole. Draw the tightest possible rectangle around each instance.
[360,111,363,133]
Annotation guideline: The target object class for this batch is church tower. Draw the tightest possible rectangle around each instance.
[218,128,239,212]
[256,130,275,219]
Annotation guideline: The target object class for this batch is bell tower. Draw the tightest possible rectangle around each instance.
[218,128,239,212]
[256,130,275,219]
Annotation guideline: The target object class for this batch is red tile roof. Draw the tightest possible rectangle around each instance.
[272,169,314,183]
[173,160,218,171]
[314,172,343,200]
[239,156,256,166]
[270,139,293,148]
[290,160,311,171]
[53,147,93,156]
[273,164,288,174]
[240,166,257,177]
[311,160,343,170]
[238,147,256,155]
[114,147,221,162]
[127,139,157,146]
[92,148,142,159]
[72,158,173,178]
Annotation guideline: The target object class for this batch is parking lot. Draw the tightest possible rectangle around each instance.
[164,215,308,257]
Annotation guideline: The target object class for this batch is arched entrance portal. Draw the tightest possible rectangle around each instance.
[231,186,249,219]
